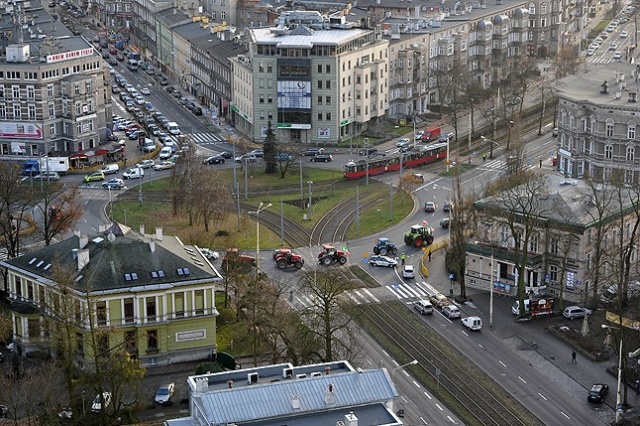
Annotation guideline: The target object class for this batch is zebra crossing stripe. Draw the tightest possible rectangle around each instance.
[361,288,380,303]
[399,284,427,298]
[345,291,362,305]
[390,284,414,299]
[420,281,439,295]
[386,285,404,299]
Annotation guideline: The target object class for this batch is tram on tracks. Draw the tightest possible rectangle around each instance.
[343,142,448,180]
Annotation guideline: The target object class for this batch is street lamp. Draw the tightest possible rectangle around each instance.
[248,202,272,270]
[391,359,418,380]
[364,138,370,185]
[307,181,313,220]
[480,136,500,160]
[602,324,624,424]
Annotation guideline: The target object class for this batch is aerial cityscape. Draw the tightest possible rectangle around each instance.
[0,0,638,424]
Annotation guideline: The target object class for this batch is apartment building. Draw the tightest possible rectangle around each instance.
[465,173,640,304]
[231,11,389,143]
[555,64,640,183]
[0,224,222,368]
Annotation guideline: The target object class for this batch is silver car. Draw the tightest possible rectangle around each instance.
[369,255,398,268]
[154,383,175,405]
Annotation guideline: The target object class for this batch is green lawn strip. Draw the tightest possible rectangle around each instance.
[344,191,413,240]
[353,302,544,426]
[348,265,379,287]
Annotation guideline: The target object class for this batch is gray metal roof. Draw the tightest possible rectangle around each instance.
[244,403,401,426]
[196,369,398,425]
[156,8,193,28]
[252,26,372,46]
[1,224,221,295]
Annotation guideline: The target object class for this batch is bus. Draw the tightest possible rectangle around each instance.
[344,142,447,180]
[127,58,139,71]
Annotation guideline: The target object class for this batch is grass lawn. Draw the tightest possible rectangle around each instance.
[112,166,414,250]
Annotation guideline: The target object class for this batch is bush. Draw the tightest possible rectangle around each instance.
[217,307,235,325]
[195,361,224,375]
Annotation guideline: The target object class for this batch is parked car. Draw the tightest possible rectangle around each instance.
[219,151,234,159]
[442,305,461,319]
[235,154,257,163]
[204,155,225,165]
[154,383,175,405]
[140,87,151,95]
[192,107,203,116]
[165,86,176,94]
[424,202,436,212]
[84,172,105,183]
[310,154,333,162]
[33,171,60,181]
[275,153,293,162]
[153,161,174,171]
[249,149,264,157]
[91,392,112,412]
[102,178,125,189]
[368,255,398,268]
[302,148,324,156]
[562,306,592,320]
[402,265,415,279]
[588,383,609,403]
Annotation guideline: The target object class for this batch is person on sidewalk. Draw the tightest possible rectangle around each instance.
[635,379,640,396]
[427,250,432,262]
[539,159,543,168]
[400,253,406,265]
[482,153,486,162]
[571,350,577,364]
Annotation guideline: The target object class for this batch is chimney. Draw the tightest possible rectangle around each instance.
[140,224,145,235]
[325,383,335,405]
[71,248,78,259]
[149,239,156,253]
[77,248,90,271]
[344,412,358,426]
[227,379,233,388]
[325,366,331,375]
[79,234,88,249]
[291,395,300,409]
[155,227,163,241]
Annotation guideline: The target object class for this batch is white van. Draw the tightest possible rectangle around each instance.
[167,122,180,135]
[122,167,145,179]
[461,316,482,331]
[101,163,120,175]
[413,299,434,315]
[511,299,531,315]
[159,146,173,160]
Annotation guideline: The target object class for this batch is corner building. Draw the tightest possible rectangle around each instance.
[231,11,389,144]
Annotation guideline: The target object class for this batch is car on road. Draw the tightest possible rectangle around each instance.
[33,171,60,181]
[413,299,433,315]
[111,86,121,94]
[402,265,415,279]
[140,87,151,95]
[204,155,225,165]
[562,306,592,320]
[154,383,175,405]
[613,51,622,60]
[359,148,378,156]
[102,178,125,190]
[84,172,105,183]
[461,316,483,330]
[443,201,452,212]
[415,130,424,140]
[310,154,333,162]
[109,56,118,66]
[135,159,155,169]
[442,305,461,319]
[429,293,450,308]
[91,392,112,412]
[369,255,398,268]
[396,138,411,149]
[440,217,451,228]
[235,154,257,163]
[153,161,174,171]
[302,148,324,156]
[588,383,609,403]
[220,151,234,159]
[424,201,436,212]
[249,149,264,157]
[620,31,628,38]
[275,153,293,162]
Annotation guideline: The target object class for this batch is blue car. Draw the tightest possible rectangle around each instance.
[275,153,293,162]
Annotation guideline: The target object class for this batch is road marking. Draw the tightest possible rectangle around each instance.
[361,288,380,303]
[345,292,360,305]
[382,350,389,357]
[423,391,432,399]
[478,344,485,350]
[401,396,408,403]
[391,359,399,366]
[499,360,507,368]
[538,392,547,401]
[560,411,571,420]
[518,376,527,384]
[413,380,421,388]
[402,370,410,377]
[461,330,468,337]
[420,416,428,424]
[447,415,456,423]
[435,403,444,411]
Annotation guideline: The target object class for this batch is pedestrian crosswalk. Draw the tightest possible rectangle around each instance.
[181,132,226,145]
[292,280,440,309]
[480,158,534,172]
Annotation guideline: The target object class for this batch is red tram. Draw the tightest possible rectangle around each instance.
[344,143,447,180]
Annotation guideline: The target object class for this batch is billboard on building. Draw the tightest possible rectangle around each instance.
[277,81,311,109]
[0,122,43,139]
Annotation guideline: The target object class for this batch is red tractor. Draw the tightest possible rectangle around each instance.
[221,248,256,273]
[318,243,348,266]
[274,249,305,269]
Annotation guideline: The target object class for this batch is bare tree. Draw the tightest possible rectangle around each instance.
[36,185,83,246]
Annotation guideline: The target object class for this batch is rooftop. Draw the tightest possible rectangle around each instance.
[556,63,640,109]
[251,26,373,46]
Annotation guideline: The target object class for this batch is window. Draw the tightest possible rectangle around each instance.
[221,11,226,20]
[606,122,614,137]
[326,64,331,73]
[97,334,109,356]
[12,85,20,98]
[28,105,35,119]
[529,233,539,252]
[627,146,635,161]
[13,104,21,119]
[549,265,558,282]
[124,298,134,324]
[326,96,331,104]
[195,290,204,315]
[27,86,35,99]
[47,85,54,98]
[48,103,55,118]
[146,297,156,322]
[175,292,184,318]
[317,96,322,105]
[629,124,636,139]
[326,112,331,120]
[326,80,331,89]
[76,332,84,355]
[317,112,322,121]
[27,282,34,301]
[550,237,559,255]
[74,83,80,95]
[317,80,323,89]
[586,252,592,270]
[124,331,137,356]
[96,301,107,326]
[28,318,39,340]
[317,64,322,73]
[605,145,613,159]
[148,330,158,350]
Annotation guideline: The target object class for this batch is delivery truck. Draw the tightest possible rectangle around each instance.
[39,157,70,174]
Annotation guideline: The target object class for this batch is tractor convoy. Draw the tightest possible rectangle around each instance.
[372,237,398,256]
[404,223,435,247]
[273,248,305,269]
[318,244,349,266]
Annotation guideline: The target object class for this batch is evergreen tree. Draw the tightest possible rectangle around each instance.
[263,120,278,174]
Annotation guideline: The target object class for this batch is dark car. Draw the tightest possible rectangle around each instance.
[588,383,608,403]
[219,151,233,159]
[116,53,125,61]
[101,51,110,59]
[302,148,324,156]
[359,148,378,156]
[204,155,225,165]
[310,154,333,163]
[192,107,203,116]
[275,153,293,162]
[443,201,452,212]
[165,86,176,94]
[111,86,120,94]
[109,56,118,66]
[100,41,108,48]
[424,201,436,212]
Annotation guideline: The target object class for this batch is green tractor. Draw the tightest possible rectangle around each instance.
[404,223,435,247]
[373,237,398,256]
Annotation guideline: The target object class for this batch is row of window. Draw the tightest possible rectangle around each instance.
[0,80,95,99]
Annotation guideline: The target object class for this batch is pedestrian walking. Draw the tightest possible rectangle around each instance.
[400,253,406,265]
[571,350,577,364]
[123,157,128,167]
[635,379,640,396]
[539,159,543,168]
[482,153,487,162]
[427,250,432,262]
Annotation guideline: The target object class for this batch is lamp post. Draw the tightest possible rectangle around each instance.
[480,136,500,160]
[432,183,453,242]
[364,138,370,185]
[391,359,418,380]
[248,202,272,271]
[307,181,313,220]
[602,324,624,424]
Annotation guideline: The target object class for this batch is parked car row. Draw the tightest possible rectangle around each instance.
[165,86,202,115]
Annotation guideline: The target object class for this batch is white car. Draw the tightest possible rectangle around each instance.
[135,159,155,169]
[369,255,398,268]
[461,316,483,331]
[613,51,622,60]
[154,383,175,405]
[153,161,174,171]
[135,95,146,105]
[140,87,151,95]
[620,31,628,38]
[414,130,424,140]
[402,265,415,279]
[91,392,112,412]
[442,305,461,319]
[396,138,411,148]
[33,171,60,181]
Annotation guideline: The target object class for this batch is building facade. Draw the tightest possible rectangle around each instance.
[0,224,222,368]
